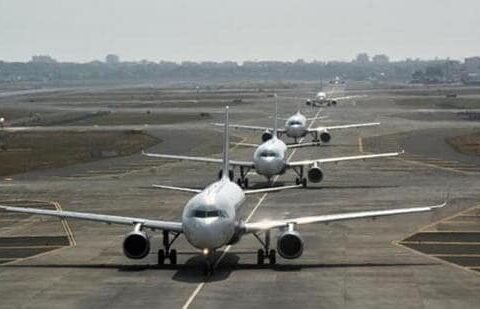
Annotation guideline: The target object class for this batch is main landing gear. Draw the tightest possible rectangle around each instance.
[253,230,276,265]
[236,166,251,189]
[292,166,308,188]
[158,230,180,265]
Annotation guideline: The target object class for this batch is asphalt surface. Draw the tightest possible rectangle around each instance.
[0,83,479,308]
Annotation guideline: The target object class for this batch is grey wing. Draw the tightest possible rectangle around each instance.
[143,151,255,168]
[212,123,272,132]
[244,202,446,233]
[0,205,183,232]
[287,151,402,167]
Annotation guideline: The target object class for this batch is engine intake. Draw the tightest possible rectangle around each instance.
[308,166,324,183]
[277,230,304,259]
[123,231,150,259]
[320,132,331,143]
[261,131,273,142]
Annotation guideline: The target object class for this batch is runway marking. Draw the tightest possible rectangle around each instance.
[54,201,77,246]
[358,137,363,153]
[394,203,480,276]
[0,200,76,267]
[181,109,322,309]
[400,241,480,245]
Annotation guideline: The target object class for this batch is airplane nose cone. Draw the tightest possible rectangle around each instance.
[184,218,233,249]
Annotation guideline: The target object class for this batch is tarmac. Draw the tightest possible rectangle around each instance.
[0,83,479,308]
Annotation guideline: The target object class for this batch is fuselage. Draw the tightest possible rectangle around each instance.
[182,178,245,250]
[253,136,287,179]
[284,111,308,138]
[315,91,327,100]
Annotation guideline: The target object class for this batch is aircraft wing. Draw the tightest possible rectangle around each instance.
[244,202,446,233]
[152,184,202,193]
[331,95,366,101]
[306,116,328,121]
[244,184,301,195]
[311,122,380,131]
[143,151,255,168]
[287,151,402,167]
[152,184,301,195]
[212,123,273,132]
[0,205,183,232]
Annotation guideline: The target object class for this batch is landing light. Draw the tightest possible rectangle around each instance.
[202,248,209,256]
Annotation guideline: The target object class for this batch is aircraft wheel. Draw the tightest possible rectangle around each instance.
[237,178,243,186]
[302,178,307,188]
[203,261,214,276]
[244,178,249,189]
[257,249,265,265]
[158,249,165,265]
[169,249,177,265]
[268,249,276,265]
[295,178,300,185]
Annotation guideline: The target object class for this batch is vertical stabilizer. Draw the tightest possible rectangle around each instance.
[222,106,230,180]
[273,94,278,137]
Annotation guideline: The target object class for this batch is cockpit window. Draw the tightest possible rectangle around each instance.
[192,209,223,218]
[288,120,302,126]
[260,151,276,158]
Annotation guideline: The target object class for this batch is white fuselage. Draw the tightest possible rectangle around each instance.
[182,178,245,250]
[315,92,327,101]
[284,111,308,139]
[253,136,288,179]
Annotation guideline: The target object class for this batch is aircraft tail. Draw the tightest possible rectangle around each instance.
[273,94,278,137]
[222,106,230,180]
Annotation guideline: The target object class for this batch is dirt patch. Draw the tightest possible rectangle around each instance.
[447,131,480,157]
[395,97,480,109]
[0,131,159,176]
[66,111,211,126]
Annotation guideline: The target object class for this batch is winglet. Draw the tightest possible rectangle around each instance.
[222,106,230,180]
[430,201,448,209]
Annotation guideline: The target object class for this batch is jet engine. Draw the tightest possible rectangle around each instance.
[261,131,273,142]
[123,230,150,259]
[320,131,331,143]
[307,166,324,183]
[277,230,304,259]
[305,100,312,106]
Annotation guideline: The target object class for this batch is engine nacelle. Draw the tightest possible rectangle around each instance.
[320,131,331,143]
[261,131,273,142]
[123,231,150,259]
[307,166,324,183]
[277,230,304,259]
[305,100,312,106]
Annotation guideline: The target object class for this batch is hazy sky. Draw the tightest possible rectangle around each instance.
[1,0,479,62]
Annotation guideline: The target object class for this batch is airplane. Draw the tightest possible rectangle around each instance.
[305,91,364,107]
[0,106,447,275]
[329,76,346,85]
[144,104,400,188]
[218,108,379,144]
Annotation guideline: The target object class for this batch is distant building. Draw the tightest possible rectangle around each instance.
[354,53,370,64]
[372,54,389,64]
[30,55,57,64]
[464,57,480,73]
[105,54,120,64]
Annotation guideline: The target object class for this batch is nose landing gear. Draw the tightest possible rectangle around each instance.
[158,230,180,265]
[203,249,216,276]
